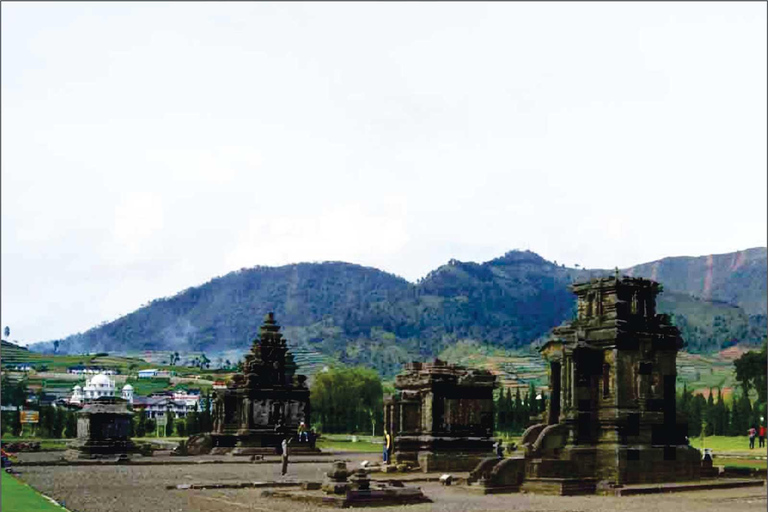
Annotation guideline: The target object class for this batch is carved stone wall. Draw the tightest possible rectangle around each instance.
[386,359,496,472]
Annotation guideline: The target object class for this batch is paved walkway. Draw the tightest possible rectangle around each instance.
[11,453,767,512]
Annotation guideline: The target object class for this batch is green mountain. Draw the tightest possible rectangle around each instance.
[624,247,766,315]
[29,248,767,376]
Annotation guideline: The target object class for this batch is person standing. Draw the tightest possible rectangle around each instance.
[748,426,757,449]
[281,437,291,476]
[298,422,307,443]
[494,439,504,459]
[383,429,392,464]
[759,425,766,448]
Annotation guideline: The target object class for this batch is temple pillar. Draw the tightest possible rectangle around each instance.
[549,361,561,424]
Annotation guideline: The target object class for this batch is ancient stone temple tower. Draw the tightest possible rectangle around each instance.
[211,313,312,454]
[523,275,700,490]
[384,360,496,472]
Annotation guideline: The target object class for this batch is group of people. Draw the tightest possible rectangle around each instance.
[278,422,317,476]
[747,425,766,449]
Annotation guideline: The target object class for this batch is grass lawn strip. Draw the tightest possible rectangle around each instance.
[1,471,68,512]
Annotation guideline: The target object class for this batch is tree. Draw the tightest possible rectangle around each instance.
[11,407,22,436]
[52,408,66,438]
[40,406,56,438]
[1,374,23,407]
[528,382,537,415]
[497,388,510,433]
[504,388,513,432]
[3,326,9,339]
[186,409,200,436]
[734,342,767,429]
[714,388,728,436]
[513,388,523,433]
[134,411,147,437]
[734,342,767,404]
[64,411,78,438]
[166,411,175,437]
[705,389,715,436]
[731,390,754,435]
[310,366,383,434]
[176,418,187,437]
[689,394,705,438]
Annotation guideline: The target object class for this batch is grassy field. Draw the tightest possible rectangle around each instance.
[688,435,764,454]
[316,433,383,453]
[1,472,67,511]
[716,458,767,469]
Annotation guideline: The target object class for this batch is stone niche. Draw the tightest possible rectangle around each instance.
[384,359,496,472]
[71,396,134,458]
[211,313,316,455]
[523,275,700,491]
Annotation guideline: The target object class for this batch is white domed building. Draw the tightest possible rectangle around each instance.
[70,372,117,404]
[70,384,84,405]
[121,383,134,404]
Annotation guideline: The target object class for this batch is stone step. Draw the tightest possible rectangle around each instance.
[521,477,597,496]
[611,478,766,496]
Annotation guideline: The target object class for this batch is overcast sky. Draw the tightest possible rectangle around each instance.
[2,2,766,345]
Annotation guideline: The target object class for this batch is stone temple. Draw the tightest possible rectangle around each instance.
[211,313,314,455]
[70,396,134,459]
[522,275,700,492]
[384,359,496,472]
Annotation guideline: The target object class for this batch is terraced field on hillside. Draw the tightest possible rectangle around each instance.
[439,341,744,397]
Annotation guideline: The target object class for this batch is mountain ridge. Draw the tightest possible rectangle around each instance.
[29,247,767,376]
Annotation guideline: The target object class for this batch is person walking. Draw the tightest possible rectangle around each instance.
[281,436,291,476]
[747,426,757,449]
[759,425,766,449]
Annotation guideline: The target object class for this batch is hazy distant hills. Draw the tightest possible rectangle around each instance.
[30,248,767,376]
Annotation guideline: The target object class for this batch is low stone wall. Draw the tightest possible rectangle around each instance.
[417,452,487,473]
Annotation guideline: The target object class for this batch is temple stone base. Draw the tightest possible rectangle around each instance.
[521,477,597,496]
[616,445,701,484]
[211,431,321,456]
[263,487,431,508]
[416,452,488,473]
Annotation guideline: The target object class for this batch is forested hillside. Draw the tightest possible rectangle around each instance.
[30,248,767,376]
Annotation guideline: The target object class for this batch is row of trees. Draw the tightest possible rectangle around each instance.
[495,382,546,434]
[679,385,764,437]
[0,406,78,438]
[682,341,767,437]
[0,404,217,440]
[310,366,384,434]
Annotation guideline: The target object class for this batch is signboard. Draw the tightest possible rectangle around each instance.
[155,414,167,427]
[20,411,39,424]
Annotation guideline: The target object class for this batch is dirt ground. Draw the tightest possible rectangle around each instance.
[10,453,767,512]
